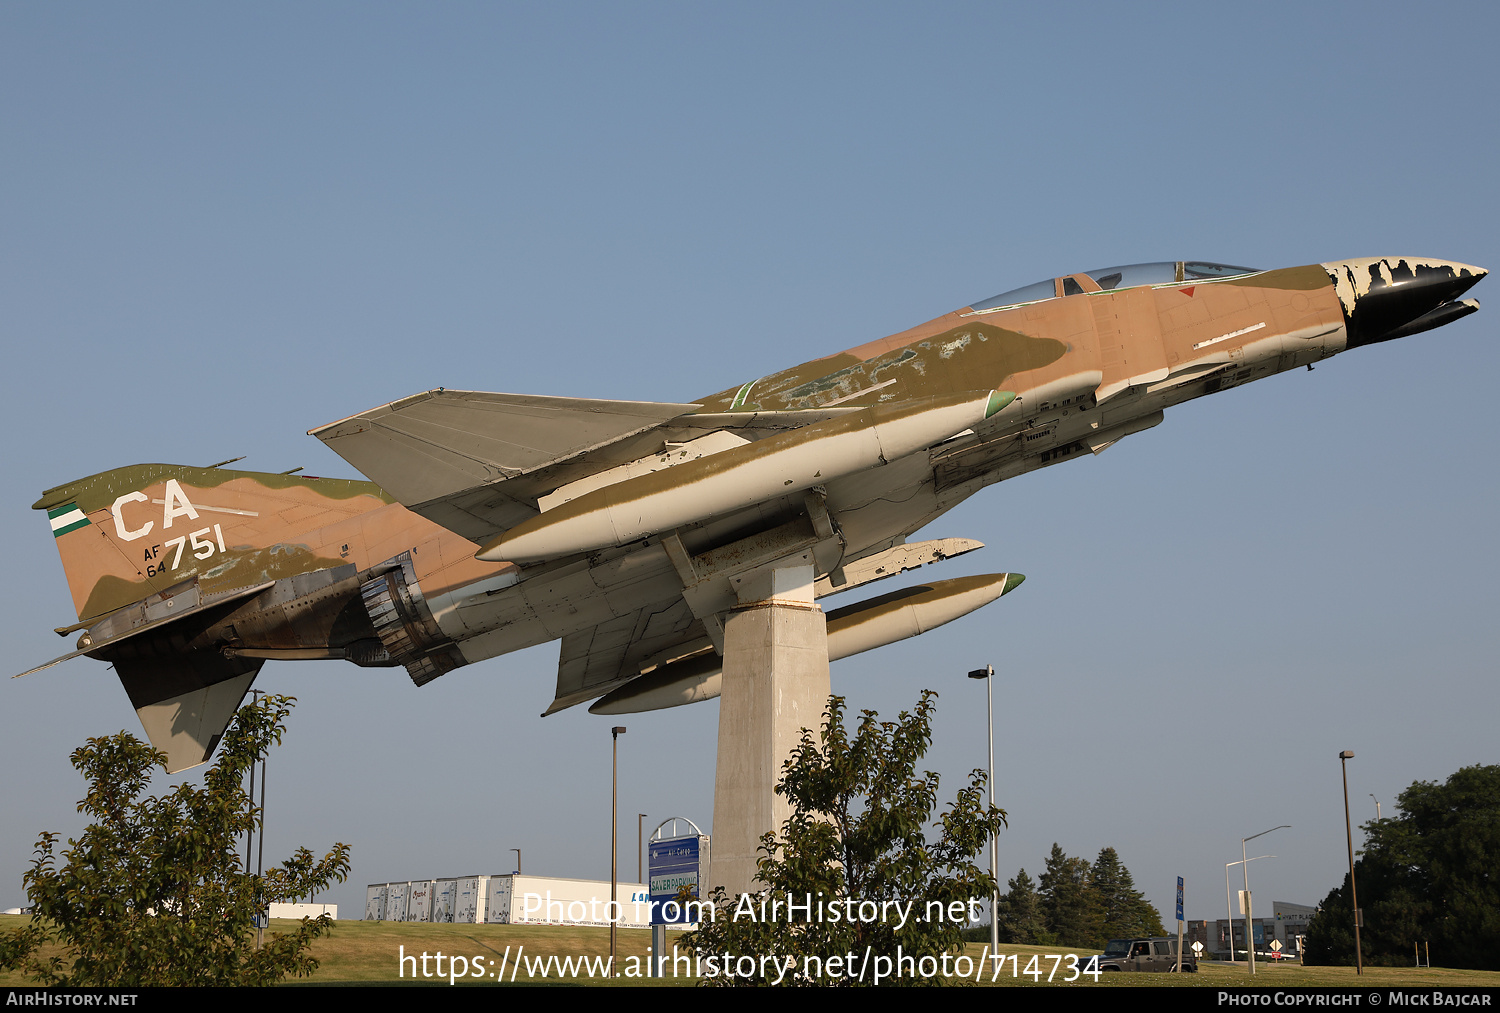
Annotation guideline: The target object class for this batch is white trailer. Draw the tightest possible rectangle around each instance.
[484,874,650,928]
[270,902,337,920]
[364,884,386,921]
[484,874,513,924]
[386,882,410,922]
[455,876,485,924]
[407,880,434,922]
[433,878,458,923]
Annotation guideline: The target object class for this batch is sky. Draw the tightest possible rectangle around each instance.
[3,2,1497,930]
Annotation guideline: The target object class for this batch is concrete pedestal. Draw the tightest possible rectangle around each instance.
[708,561,830,899]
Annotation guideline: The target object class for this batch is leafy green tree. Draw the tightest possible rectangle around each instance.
[994,867,1047,945]
[1,695,350,986]
[683,691,1007,986]
[1306,764,1500,970]
[1090,846,1164,942]
[1039,843,1101,948]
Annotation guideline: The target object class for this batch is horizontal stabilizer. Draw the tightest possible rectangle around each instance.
[15,578,274,679]
[114,652,262,772]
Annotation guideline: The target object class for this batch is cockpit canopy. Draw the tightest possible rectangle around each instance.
[970,261,1260,312]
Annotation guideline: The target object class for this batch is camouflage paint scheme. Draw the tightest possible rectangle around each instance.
[28,256,1485,770]
[37,466,504,626]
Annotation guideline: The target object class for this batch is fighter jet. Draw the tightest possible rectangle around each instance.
[25,256,1484,771]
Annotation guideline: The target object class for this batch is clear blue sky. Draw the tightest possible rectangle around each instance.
[4,2,1496,927]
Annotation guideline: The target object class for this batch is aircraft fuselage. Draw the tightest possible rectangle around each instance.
[31,256,1484,768]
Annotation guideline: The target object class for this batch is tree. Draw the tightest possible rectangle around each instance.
[1038,843,1101,948]
[1090,846,1164,943]
[682,691,1007,986]
[989,845,1164,949]
[1,694,351,986]
[1305,764,1500,970]
[994,868,1046,945]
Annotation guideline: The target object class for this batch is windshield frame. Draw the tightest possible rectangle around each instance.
[968,260,1262,314]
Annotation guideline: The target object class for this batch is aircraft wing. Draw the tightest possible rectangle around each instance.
[545,598,708,715]
[309,390,702,542]
[310,389,858,544]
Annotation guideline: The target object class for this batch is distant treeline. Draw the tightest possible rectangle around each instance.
[982,844,1165,949]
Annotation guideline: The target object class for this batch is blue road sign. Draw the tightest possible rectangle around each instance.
[648,835,707,925]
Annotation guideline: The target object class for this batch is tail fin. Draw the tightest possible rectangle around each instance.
[34,462,394,772]
[35,462,392,624]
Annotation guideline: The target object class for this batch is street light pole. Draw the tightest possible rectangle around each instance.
[611,726,626,978]
[1224,862,1233,963]
[1241,825,1290,974]
[245,688,269,950]
[256,726,268,950]
[1341,750,1363,976]
[968,664,998,958]
[638,813,647,884]
[1225,856,1273,964]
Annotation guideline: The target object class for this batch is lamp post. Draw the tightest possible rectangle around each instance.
[1225,855,1273,963]
[1369,794,1381,820]
[245,688,271,949]
[967,664,998,958]
[1340,750,1363,976]
[638,813,648,883]
[245,691,259,873]
[1241,825,1290,974]
[611,726,626,978]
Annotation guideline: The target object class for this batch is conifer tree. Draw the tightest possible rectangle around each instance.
[1038,843,1101,948]
[1090,846,1164,942]
[994,867,1046,945]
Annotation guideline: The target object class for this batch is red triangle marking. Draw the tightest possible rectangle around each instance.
[1180,286,1195,297]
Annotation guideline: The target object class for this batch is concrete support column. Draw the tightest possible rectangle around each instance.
[708,560,830,899]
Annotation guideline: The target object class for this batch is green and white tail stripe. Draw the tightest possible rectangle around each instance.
[729,378,760,410]
[48,503,90,537]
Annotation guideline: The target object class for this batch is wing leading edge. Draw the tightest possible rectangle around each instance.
[310,390,703,542]
[309,389,867,545]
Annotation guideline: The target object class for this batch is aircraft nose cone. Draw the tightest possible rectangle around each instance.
[1324,257,1487,348]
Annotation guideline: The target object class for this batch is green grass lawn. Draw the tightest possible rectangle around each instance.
[957,942,1500,988]
[4,914,1497,987]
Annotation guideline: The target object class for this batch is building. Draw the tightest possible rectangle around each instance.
[1199,900,1316,960]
